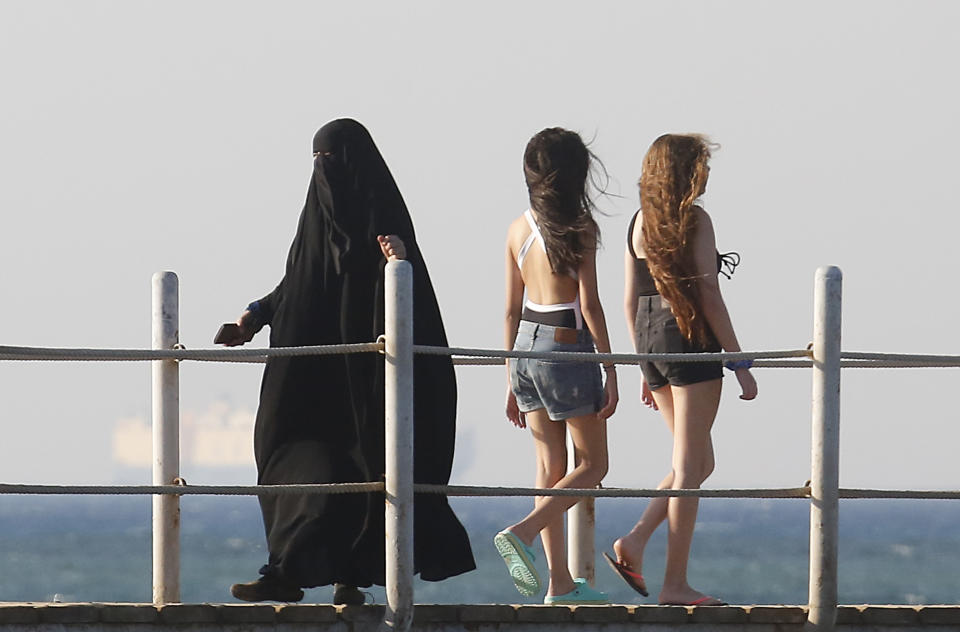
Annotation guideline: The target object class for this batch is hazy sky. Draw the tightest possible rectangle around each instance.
[2,1,959,493]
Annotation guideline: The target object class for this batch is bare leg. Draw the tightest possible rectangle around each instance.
[528,409,569,596]
[614,386,676,575]
[659,379,722,605]
[508,411,608,597]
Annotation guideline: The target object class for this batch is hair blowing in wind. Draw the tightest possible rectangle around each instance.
[523,128,600,273]
[640,134,715,347]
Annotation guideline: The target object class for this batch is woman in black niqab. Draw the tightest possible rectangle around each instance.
[224,119,475,602]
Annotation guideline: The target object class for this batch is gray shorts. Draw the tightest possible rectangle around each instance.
[510,320,603,421]
[635,295,723,390]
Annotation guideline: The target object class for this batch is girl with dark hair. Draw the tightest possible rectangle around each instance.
[494,127,618,605]
[606,134,757,606]
[219,118,475,603]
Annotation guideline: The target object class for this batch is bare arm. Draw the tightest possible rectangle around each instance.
[623,245,658,410]
[623,246,639,347]
[691,208,757,400]
[504,232,526,427]
[578,237,619,419]
[504,243,524,356]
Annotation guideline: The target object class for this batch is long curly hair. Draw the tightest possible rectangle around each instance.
[640,133,715,346]
[523,128,601,274]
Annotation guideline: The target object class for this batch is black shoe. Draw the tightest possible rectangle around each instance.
[333,583,366,605]
[231,575,304,602]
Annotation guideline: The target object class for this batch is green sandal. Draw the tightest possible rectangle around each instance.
[544,578,610,605]
[493,530,541,596]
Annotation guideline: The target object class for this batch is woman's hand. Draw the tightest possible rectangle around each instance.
[736,368,758,400]
[640,379,659,410]
[598,370,619,419]
[506,389,526,429]
[378,234,407,261]
[221,310,257,347]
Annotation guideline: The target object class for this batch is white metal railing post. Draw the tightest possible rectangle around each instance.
[151,271,180,604]
[566,436,595,585]
[808,266,842,631]
[384,260,414,631]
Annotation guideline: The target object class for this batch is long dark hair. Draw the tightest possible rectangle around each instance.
[523,128,601,274]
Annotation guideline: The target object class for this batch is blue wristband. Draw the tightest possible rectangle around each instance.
[724,359,753,371]
[246,301,261,313]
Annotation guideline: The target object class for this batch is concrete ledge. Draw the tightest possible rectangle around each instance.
[276,604,339,623]
[458,604,516,623]
[571,605,630,623]
[39,605,101,624]
[837,605,865,624]
[339,603,386,625]
[918,606,960,625]
[0,605,41,624]
[217,604,277,623]
[862,606,921,625]
[158,603,218,624]
[690,605,749,624]
[633,604,690,623]
[99,604,160,624]
[747,605,807,624]
[413,604,461,623]
[515,604,573,622]
[0,601,956,629]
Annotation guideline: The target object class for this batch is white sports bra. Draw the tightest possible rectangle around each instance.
[515,209,583,328]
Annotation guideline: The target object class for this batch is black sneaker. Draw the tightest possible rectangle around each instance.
[333,583,366,605]
[230,575,304,603]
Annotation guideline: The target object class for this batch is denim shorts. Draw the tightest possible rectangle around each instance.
[635,295,723,390]
[510,320,603,421]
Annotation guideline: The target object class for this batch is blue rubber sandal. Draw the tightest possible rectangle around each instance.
[543,578,610,605]
[493,530,541,596]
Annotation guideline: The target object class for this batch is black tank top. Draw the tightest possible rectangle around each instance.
[626,210,739,296]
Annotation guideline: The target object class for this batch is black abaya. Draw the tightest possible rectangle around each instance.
[249,119,475,587]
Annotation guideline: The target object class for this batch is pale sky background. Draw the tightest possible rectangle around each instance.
[1,1,959,493]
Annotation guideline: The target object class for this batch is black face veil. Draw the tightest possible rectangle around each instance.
[248,118,475,588]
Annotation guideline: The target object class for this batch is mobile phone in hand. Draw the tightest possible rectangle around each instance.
[214,323,241,344]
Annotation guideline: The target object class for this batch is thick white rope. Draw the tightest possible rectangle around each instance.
[6,342,959,367]
[0,482,384,496]
[0,342,383,362]
[415,345,810,364]
[417,485,812,498]
[451,358,818,368]
[837,489,960,499]
[3,482,958,500]
[839,351,960,367]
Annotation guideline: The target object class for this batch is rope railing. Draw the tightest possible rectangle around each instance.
[2,266,955,629]
[4,481,960,500]
[0,342,808,363]
[415,344,812,364]
[0,482,385,496]
[0,342,383,362]
[5,341,960,368]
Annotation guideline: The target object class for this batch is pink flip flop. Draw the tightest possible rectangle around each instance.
[602,551,648,597]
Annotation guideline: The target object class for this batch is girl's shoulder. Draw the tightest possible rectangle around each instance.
[692,205,715,233]
[507,212,531,237]
[506,212,532,251]
[691,205,717,249]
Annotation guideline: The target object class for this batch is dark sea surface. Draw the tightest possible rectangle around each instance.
[1,496,958,605]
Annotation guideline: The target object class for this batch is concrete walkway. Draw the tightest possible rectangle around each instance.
[1,603,959,631]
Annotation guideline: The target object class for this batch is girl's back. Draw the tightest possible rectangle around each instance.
[507,210,582,307]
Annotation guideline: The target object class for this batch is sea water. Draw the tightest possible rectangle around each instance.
[1,496,958,605]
